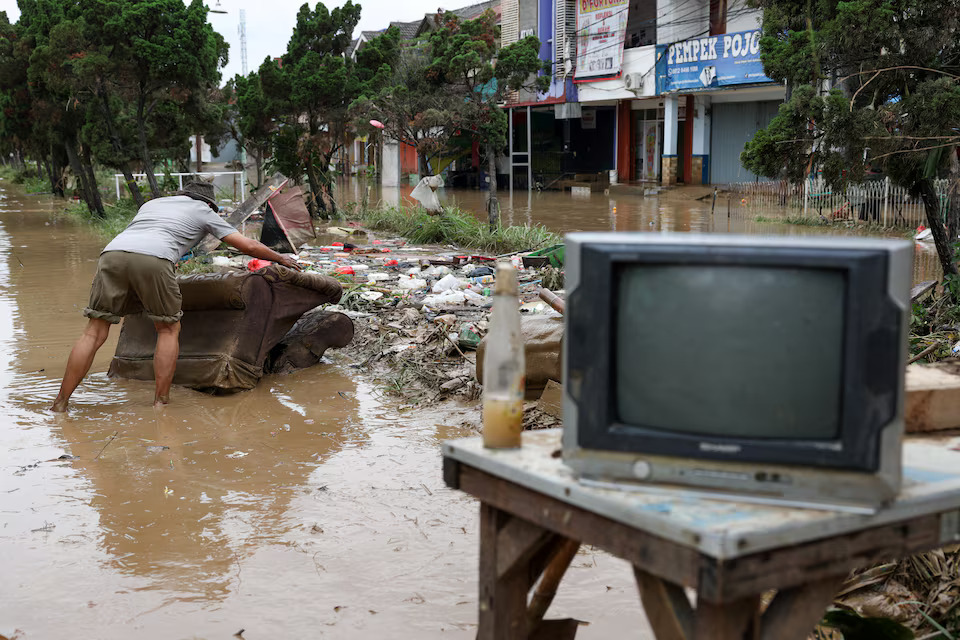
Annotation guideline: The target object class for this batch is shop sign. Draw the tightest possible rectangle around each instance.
[574,0,629,82]
[658,29,773,92]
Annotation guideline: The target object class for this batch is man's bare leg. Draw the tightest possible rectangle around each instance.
[51,318,112,412]
[153,321,181,407]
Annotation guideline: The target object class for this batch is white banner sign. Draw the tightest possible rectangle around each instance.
[574,0,629,82]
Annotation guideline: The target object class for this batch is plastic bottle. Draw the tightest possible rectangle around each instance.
[482,263,525,448]
[470,275,495,285]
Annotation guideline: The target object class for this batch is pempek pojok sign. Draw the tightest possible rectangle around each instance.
[657,29,773,93]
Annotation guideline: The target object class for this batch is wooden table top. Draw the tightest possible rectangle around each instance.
[442,429,960,559]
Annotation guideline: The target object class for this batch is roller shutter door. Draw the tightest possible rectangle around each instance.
[709,100,781,184]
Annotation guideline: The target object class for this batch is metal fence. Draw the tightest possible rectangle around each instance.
[113,171,246,203]
[725,178,950,229]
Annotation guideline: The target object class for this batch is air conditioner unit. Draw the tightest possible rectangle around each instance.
[624,73,644,92]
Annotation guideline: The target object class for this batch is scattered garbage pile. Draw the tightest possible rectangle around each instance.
[191,223,566,407]
[287,225,566,405]
[109,265,352,393]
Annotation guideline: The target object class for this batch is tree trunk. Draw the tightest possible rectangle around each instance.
[137,124,161,198]
[947,149,960,243]
[97,86,144,207]
[64,135,102,218]
[418,151,430,178]
[305,153,322,218]
[136,90,161,198]
[485,141,500,230]
[918,178,958,280]
[81,146,105,215]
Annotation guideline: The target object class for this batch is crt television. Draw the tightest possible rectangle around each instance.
[562,233,912,509]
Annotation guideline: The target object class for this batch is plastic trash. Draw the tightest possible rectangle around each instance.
[367,273,391,283]
[351,264,369,272]
[432,273,461,293]
[458,324,483,350]
[397,276,427,290]
[470,275,495,285]
[248,258,272,271]
[410,175,445,213]
[360,291,384,301]
[463,289,488,306]
[423,291,466,306]
[335,266,355,275]
[467,267,495,278]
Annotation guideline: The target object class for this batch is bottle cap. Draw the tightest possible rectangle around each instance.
[494,262,518,296]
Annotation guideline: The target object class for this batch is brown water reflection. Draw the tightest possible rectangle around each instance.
[0,183,650,639]
[345,179,941,284]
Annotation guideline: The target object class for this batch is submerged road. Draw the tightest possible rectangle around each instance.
[0,182,651,639]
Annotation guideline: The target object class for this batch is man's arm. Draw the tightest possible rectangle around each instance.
[221,233,302,271]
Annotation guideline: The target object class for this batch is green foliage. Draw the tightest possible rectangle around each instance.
[61,198,137,238]
[746,0,960,189]
[261,1,364,217]
[351,205,560,254]
[426,10,550,159]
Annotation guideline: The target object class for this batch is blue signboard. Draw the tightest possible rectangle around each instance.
[658,29,773,93]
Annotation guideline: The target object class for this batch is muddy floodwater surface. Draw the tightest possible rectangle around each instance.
[0,179,936,639]
[0,183,651,639]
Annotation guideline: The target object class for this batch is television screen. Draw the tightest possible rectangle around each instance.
[562,233,912,508]
[615,265,845,440]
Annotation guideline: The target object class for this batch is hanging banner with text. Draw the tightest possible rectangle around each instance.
[574,0,629,82]
[659,29,773,92]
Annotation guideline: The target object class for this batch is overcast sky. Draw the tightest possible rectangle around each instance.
[0,0,448,83]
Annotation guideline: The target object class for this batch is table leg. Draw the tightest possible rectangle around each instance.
[634,567,694,640]
[757,576,847,640]
[693,596,760,640]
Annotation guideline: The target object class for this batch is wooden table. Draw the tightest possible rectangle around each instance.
[442,429,960,640]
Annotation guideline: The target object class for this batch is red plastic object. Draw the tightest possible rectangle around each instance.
[335,266,355,275]
[380,249,391,253]
[332,242,344,247]
[373,240,383,245]
[384,259,399,266]
[248,259,271,271]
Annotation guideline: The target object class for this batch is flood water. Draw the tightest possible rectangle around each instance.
[0,179,938,639]
[359,180,942,283]
[0,183,651,639]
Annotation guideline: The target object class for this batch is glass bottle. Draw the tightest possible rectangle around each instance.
[482,263,525,448]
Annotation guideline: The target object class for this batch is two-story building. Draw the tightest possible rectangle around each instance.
[502,0,784,188]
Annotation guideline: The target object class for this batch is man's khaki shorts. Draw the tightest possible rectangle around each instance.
[84,251,183,324]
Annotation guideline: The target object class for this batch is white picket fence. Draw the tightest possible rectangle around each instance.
[726,178,950,229]
[113,171,246,203]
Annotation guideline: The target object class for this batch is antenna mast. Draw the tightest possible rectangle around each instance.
[238,9,248,76]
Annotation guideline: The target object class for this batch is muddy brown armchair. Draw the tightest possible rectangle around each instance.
[109,265,344,392]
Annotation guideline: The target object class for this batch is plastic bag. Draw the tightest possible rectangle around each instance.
[410,175,444,213]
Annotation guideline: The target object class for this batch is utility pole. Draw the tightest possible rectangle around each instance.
[238,9,248,183]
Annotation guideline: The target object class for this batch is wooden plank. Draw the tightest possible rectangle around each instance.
[529,618,581,640]
[458,465,703,588]
[911,280,937,303]
[536,380,564,418]
[758,576,847,640]
[528,538,580,627]
[699,514,939,602]
[906,362,960,432]
[198,174,289,252]
[634,568,694,640]
[496,516,553,579]
[693,596,759,640]
[442,456,460,490]
[478,504,530,640]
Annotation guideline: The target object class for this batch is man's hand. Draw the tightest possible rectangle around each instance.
[278,255,302,271]
[222,233,302,271]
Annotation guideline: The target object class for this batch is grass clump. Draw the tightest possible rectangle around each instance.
[351,206,561,254]
[61,199,138,239]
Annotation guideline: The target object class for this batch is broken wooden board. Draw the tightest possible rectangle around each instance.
[198,174,289,253]
[906,361,960,433]
[536,380,563,420]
